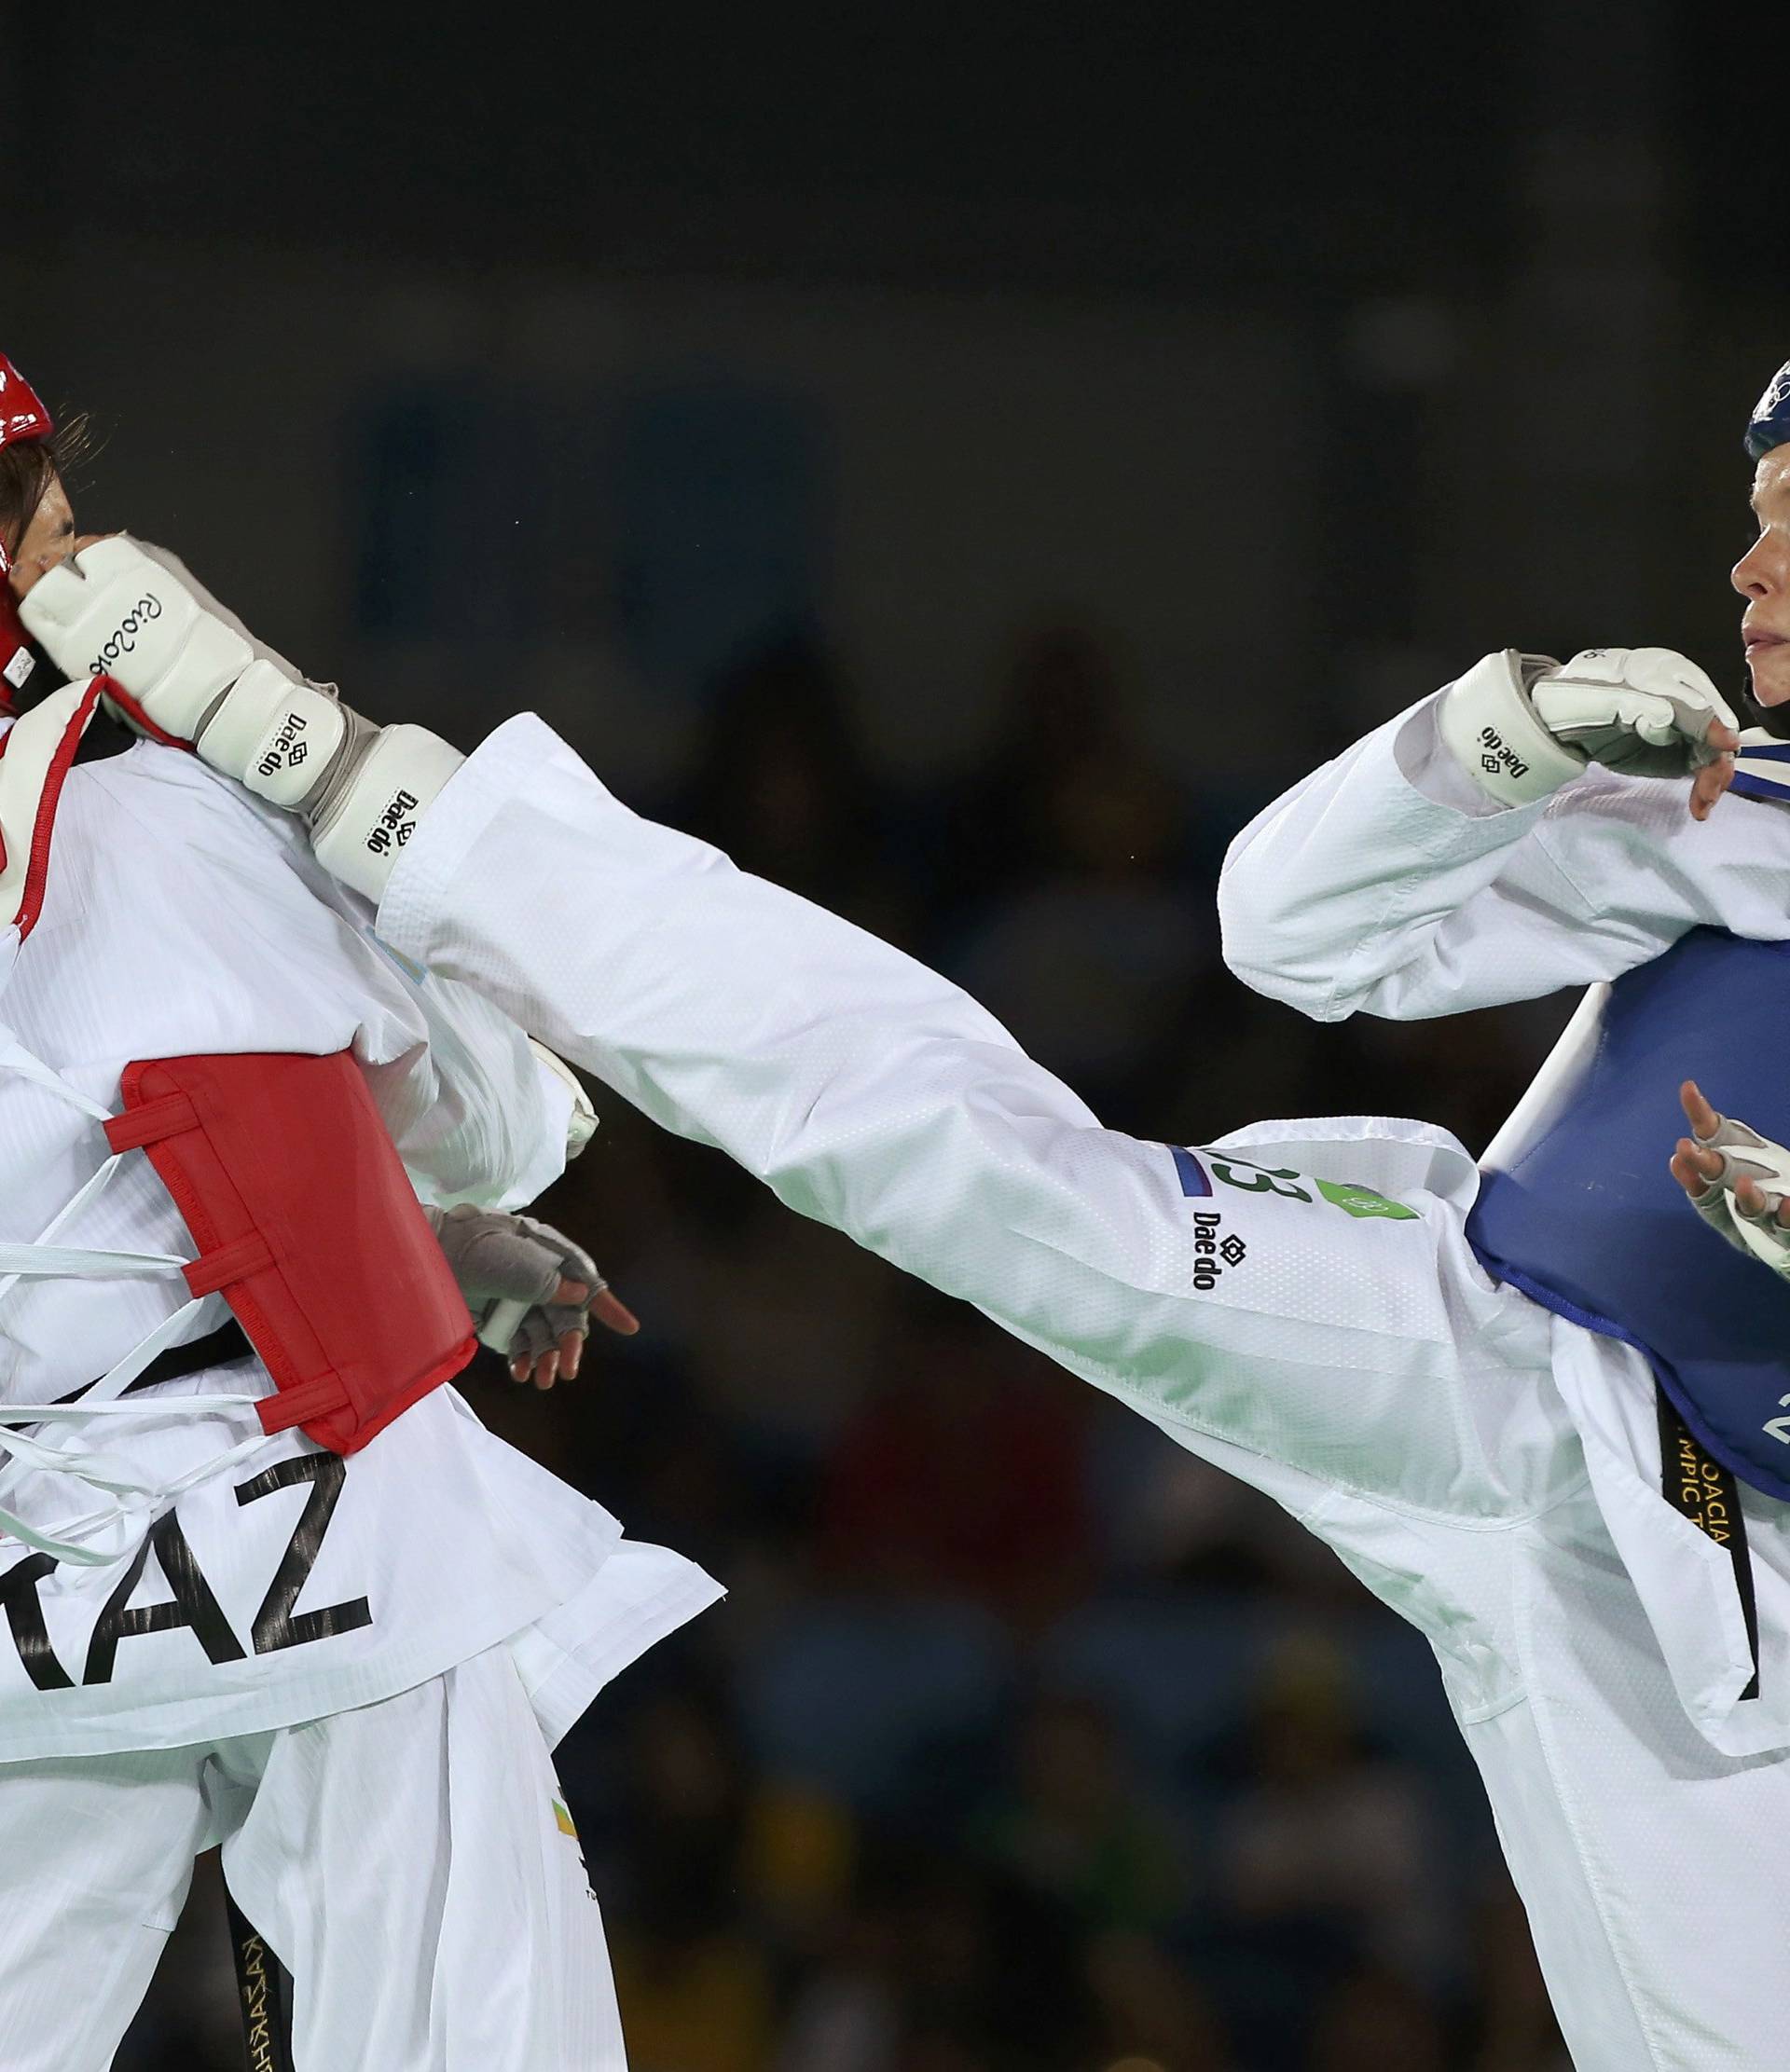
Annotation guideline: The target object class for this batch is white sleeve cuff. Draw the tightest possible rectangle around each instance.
[1393,697,1511,817]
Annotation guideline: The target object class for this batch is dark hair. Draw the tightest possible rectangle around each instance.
[0,410,95,562]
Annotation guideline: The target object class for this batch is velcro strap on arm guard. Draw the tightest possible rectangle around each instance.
[195,665,351,809]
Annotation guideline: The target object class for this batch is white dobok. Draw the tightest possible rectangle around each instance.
[0,716,719,1763]
[355,696,1790,2072]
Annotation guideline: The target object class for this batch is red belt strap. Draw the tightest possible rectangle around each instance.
[104,1050,476,1455]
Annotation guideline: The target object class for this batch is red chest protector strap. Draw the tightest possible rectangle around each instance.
[103,1050,476,1454]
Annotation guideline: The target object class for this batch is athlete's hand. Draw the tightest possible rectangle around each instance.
[505,1275,640,1389]
[421,1204,640,1390]
[1535,650,1739,808]
[1687,737,1740,822]
[1439,647,1738,814]
[1671,1079,1790,1274]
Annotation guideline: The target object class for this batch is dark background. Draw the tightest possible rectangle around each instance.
[7,4,1781,2065]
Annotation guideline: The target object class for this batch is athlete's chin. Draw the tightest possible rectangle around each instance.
[1748,652,1790,707]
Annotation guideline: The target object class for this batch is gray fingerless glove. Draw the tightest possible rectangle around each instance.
[422,1203,606,1358]
[1683,1109,1790,1279]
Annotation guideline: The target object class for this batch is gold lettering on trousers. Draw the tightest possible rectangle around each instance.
[240,1932,276,2072]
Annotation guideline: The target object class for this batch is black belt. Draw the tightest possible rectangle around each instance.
[48,1318,256,1413]
[1658,1389,1760,1701]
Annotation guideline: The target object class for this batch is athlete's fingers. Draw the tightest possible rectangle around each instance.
[547,1276,638,1329]
[1732,1174,1790,1230]
[1680,1080,1722,1140]
[1736,1174,1790,1229]
[500,1278,628,1382]
[1690,753,1736,820]
[591,1288,640,1337]
[1671,1130,1723,1185]
[1709,719,1742,752]
[1672,1141,1721,1197]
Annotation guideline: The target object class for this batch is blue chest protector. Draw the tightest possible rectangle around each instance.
[1468,926,1790,1503]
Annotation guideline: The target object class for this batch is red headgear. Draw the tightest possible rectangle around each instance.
[0,353,57,716]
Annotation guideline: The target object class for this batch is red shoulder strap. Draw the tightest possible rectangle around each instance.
[0,675,116,938]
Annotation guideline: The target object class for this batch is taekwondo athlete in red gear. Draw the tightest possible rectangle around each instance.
[0,355,722,2072]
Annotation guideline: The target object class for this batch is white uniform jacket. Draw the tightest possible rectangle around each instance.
[0,720,718,1761]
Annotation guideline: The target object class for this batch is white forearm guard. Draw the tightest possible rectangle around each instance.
[1436,651,1588,807]
[303,720,465,902]
[21,535,462,901]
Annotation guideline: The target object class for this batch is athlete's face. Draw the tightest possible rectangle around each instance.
[6,471,76,599]
[1733,448,1790,708]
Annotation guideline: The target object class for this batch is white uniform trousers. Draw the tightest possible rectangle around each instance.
[0,1641,625,2071]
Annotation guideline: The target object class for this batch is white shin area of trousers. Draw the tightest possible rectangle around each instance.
[0,1029,268,1568]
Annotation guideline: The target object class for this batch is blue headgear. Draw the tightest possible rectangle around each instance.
[1745,362,1790,460]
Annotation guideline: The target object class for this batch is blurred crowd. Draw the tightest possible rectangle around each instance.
[116,619,1575,2072]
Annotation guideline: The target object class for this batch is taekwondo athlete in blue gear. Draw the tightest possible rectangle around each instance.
[1223,354,1790,1615]
[1472,364,1790,1539]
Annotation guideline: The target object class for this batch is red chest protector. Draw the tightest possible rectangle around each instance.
[3,676,475,1454]
[105,1050,476,1453]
